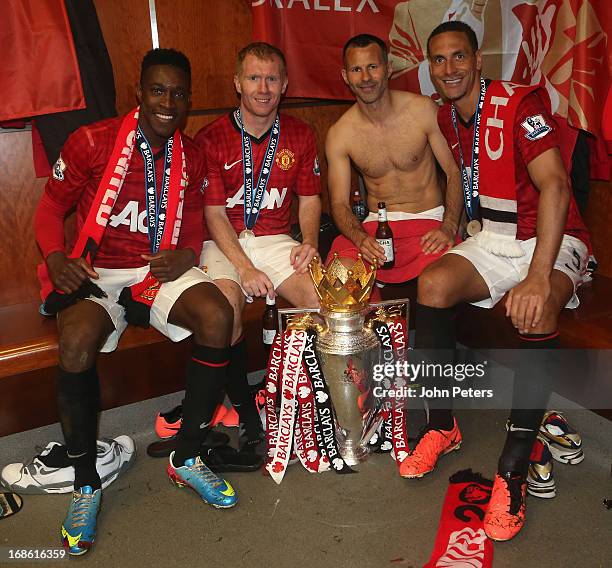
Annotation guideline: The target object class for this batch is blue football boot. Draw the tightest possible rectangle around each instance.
[60,485,101,555]
[167,452,237,508]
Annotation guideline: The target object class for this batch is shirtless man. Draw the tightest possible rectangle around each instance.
[326,34,462,283]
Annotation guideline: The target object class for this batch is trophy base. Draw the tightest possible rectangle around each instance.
[339,443,369,466]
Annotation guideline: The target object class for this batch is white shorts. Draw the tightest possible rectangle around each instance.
[447,234,589,309]
[87,266,214,352]
[200,233,299,296]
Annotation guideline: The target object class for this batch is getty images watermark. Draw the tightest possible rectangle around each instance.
[372,360,492,399]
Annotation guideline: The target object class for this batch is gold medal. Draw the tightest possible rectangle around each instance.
[466,220,482,237]
[239,229,255,239]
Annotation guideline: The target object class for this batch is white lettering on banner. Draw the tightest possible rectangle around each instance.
[226,185,288,209]
[252,0,379,12]
[436,527,487,567]
[288,0,310,8]
[484,95,508,161]
[357,0,378,12]
[96,189,118,225]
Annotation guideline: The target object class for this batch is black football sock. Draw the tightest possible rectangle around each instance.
[174,344,231,466]
[57,367,101,490]
[499,332,559,477]
[38,444,70,468]
[225,338,262,440]
[415,304,456,430]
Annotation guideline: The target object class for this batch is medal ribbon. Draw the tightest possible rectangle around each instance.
[304,329,352,474]
[451,78,486,222]
[370,318,410,466]
[388,319,410,465]
[136,127,172,253]
[266,329,307,484]
[295,362,320,473]
[264,333,284,466]
[235,109,280,232]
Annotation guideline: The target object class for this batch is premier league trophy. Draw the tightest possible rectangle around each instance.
[308,254,383,465]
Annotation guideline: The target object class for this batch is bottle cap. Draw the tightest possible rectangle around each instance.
[266,294,276,305]
[378,201,386,209]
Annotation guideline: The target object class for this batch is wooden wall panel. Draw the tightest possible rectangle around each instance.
[584,180,612,278]
[0,132,46,306]
[93,0,153,115]
[156,0,252,111]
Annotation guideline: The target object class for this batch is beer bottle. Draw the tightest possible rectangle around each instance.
[262,294,279,349]
[375,202,395,269]
[351,188,367,222]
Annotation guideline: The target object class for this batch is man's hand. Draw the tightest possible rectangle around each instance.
[238,265,276,299]
[46,251,98,294]
[505,274,551,333]
[357,234,387,267]
[141,249,195,283]
[290,242,318,274]
[420,224,455,254]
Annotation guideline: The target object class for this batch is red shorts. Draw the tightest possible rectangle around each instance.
[327,211,449,284]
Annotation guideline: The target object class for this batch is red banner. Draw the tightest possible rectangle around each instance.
[0,0,85,121]
[251,0,610,136]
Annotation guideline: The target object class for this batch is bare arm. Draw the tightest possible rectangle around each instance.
[420,98,462,253]
[291,194,321,273]
[204,205,274,298]
[505,147,569,332]
[325,123,386,266]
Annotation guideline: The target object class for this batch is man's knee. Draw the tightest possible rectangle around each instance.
[187,290,234,345]
[417,265,455,308]
[58,323,105,372]
[301,283,320,309]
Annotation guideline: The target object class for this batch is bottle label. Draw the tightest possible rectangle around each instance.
[376,238,394,262]
[378,209,387,222]
[263,328,277,345]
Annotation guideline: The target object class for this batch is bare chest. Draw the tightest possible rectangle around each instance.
[348,122,429,179]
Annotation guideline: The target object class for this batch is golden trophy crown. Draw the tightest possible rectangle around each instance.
[309,253,377,313]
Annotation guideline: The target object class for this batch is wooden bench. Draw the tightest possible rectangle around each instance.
[0,298,272,437]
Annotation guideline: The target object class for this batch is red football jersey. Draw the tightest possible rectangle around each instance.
[37,116,205,268]
[438,89,589,246]
[196,112,321,236]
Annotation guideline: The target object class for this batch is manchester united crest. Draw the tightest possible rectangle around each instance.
[275,148,295,171]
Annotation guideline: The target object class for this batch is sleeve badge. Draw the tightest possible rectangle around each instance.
[313,156,321,176]
[521,114,552,141]
[52,155,67,181]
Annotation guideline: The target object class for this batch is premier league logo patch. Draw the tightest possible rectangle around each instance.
[521,114,552,141]
[275,148,295,171]
[313,156,321,176]
[52,155,67,181]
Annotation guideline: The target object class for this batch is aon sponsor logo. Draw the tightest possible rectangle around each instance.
[108,200,148,234]
[226,186,288,210]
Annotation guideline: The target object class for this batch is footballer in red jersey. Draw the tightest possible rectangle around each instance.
[197,111,320,238]
[193,43,322,457]
[198,42,321,345]
[33,49,236,556]
[38,116,205,269]
[437,86,590,247]
[397,22,592,543]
